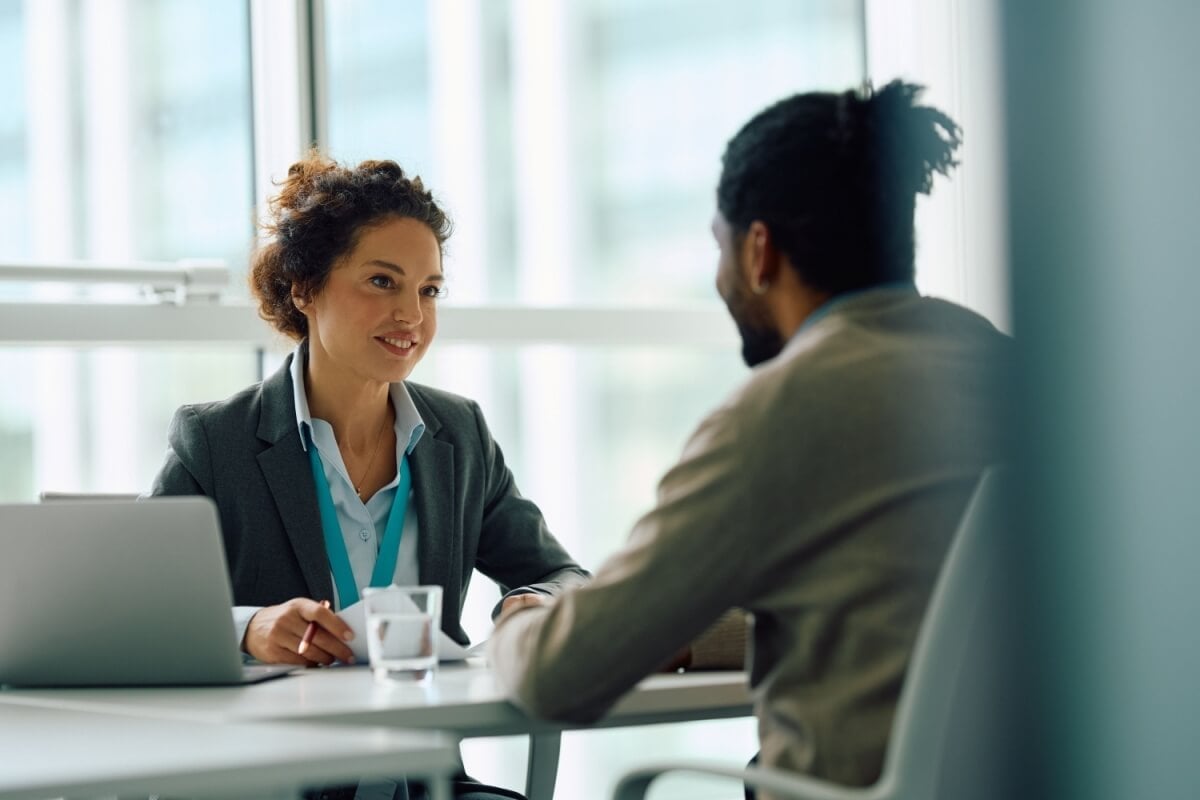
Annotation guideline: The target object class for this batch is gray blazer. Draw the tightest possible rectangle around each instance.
[150,353,589,644]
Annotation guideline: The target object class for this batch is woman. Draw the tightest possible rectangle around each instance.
[151,153,587,800]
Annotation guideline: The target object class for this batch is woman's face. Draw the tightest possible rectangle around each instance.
[299,216,444,385]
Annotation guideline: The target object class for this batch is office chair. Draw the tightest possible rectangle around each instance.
[613,467,1013,800]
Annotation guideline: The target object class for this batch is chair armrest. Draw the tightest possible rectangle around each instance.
[612,759,879,800]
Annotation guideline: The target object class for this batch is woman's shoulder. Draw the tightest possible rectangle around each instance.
[403,381,479,415]
[169,379,278,445]
[180,380,269,419]
[402,381,490,437]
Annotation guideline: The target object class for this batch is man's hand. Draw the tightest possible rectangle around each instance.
[243,598,355,666]
[497,592,550,624]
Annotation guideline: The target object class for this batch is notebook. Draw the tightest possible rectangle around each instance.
[0,497,296,688]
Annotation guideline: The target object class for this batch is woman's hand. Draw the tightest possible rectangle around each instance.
[244,598,355,666]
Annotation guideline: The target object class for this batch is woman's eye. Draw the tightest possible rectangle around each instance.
[369,275,394,289]
[421,285,448,299]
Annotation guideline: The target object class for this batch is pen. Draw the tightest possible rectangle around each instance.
[297,599,330,656]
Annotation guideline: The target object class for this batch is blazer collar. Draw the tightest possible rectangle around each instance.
[257,351,301,445]
[404,382,444,438]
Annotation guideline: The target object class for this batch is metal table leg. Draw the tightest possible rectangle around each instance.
[525,732,562,800]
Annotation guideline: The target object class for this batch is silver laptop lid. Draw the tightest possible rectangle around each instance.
[0,497,247,687]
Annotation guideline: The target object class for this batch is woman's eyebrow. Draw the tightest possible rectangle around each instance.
[363,259,443,282]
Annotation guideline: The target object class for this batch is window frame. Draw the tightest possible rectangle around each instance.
[1,0,1003,347]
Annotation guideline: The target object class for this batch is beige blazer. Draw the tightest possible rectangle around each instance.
[490,287,1012,789]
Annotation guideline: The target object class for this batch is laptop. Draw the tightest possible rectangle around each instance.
[0,497,296,687]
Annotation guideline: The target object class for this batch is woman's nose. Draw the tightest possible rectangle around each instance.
[392,292,422,324]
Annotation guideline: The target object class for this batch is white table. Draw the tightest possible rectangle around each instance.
[0,661,751,799]
[0,704,457,800]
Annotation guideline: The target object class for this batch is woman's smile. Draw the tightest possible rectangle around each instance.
[377,334,419,356]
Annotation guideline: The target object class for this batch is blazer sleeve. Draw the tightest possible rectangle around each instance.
[467,400,590,604]
[149,405,213,497]
[488,401,757,722]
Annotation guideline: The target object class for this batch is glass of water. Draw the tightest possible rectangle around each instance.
[362,585,442,682]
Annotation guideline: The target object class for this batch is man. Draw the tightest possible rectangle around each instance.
[489,81,1011,792]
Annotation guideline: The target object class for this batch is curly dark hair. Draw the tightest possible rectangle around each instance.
[717,80,962,294]
[250,151,453,340]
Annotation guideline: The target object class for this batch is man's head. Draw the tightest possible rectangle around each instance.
[713,81,962,366]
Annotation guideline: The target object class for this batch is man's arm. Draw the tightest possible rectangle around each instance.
[489,403,759,721]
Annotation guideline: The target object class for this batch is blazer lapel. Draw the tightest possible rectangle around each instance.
[406,387,456,592]
[255,353,333,602]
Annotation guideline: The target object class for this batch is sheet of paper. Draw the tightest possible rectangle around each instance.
[336,600,472,662]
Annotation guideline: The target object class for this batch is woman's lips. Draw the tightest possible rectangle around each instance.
[377,335,418,355]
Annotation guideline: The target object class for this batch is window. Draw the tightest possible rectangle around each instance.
[1,0,252,271]
[323,0,865,305]
[0,0,254,499]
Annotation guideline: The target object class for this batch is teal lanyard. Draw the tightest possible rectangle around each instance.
[305,431,411,608]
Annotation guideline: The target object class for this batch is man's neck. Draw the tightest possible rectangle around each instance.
[771,282,833,342]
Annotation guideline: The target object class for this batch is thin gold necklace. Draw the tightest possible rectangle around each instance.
[350,409,391,499]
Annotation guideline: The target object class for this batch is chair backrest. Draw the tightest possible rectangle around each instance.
[877,467,1012,798]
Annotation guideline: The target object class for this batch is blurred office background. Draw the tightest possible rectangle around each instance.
[1004,3,1199,800]
[0,0,1023,796]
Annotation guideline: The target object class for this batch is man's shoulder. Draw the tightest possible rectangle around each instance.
[799,292,1010,363]
[907,293,1010,337]
[729,293,1009,415]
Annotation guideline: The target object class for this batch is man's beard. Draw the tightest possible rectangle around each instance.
[735,317,784,367]
[725,283,784,366]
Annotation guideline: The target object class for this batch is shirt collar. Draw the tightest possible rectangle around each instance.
[792,281,919,342]
[290,342,426,455]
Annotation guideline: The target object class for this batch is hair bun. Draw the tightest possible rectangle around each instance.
[865,80,962,196]
[359,159,407,182]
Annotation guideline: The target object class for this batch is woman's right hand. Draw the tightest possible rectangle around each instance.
[243,598,356,666]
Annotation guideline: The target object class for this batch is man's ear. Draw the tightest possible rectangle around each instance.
[741,220,782,294]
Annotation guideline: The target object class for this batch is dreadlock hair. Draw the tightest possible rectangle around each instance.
[717,80,961,294]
